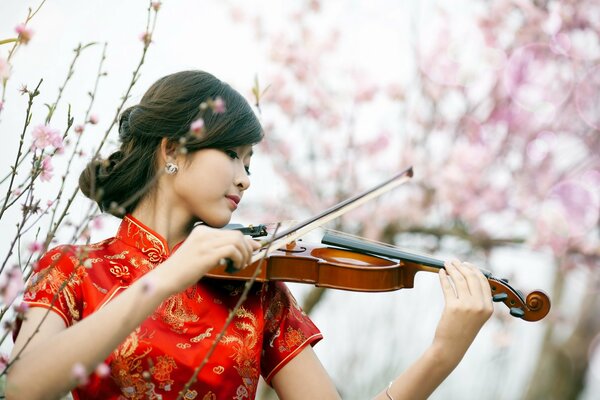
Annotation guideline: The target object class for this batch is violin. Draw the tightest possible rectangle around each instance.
[206,226,551,322]
[206,167,551,322]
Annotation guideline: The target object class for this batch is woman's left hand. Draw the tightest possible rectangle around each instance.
[431,259,494,365]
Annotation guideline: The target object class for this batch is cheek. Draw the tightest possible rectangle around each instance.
[175,160,231,196]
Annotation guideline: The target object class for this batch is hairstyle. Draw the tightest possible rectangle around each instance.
[79,70,263,217]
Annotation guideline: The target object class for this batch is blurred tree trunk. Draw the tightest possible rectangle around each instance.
[524,268,600,400]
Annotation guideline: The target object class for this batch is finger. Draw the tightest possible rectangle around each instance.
[438,268,458,301]
[444,259,471,297]
[464,262,492,300]
[216,244,244,271]
[248,238,262,250]
[457,261,487,300]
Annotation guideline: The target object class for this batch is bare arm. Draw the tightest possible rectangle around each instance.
[6,226,260,400]
[271,260,493,400]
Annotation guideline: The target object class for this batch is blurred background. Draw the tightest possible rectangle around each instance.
[0,0,598,399]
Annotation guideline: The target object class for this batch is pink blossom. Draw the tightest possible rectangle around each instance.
[40,156,54,182]
[212,96,226,114]
[0,57,11,80]
[15,23,33,45]
[0,353,8,375]
[74,124,85,134]
[0,101,4,111]
[30,124,62,151]
[0,266,23,306]
[72,362,89,386]
[151,1,162,11]
[11,188,22,197]
[88,114,99,125]
[95,363,111,378]
[28,241,43,253]
[354,84,378,103]
[364,131,390,155]
[91,216,104,230]
[13,301,29,316]
[190,118,204,135]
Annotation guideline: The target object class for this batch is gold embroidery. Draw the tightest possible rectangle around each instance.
[190,327,213,343]
[184,389,198,399]
[151,355,177,390]
[176,343,191,349]
[157,294,199,333]
[108,261,130,278]
[284,326,307,349]
[202,392,216,400]
[105,250,129,260]
[212,366,224,375]
[26,258,83,322]
[110,328,155,399]
[222,307,260,398]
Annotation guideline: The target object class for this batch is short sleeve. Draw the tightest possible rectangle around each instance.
[261,282,323,384]
[22,245,85,328]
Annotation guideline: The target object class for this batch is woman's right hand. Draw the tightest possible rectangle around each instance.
[156,225,261,295]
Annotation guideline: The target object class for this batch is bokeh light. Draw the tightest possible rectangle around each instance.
[575,64,600,131]
[503,43,575,121]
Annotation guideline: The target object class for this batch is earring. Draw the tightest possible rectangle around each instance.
[164,162,179,175]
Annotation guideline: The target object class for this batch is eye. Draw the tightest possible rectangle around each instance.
[224,150,239,159]
[225,149,251,175]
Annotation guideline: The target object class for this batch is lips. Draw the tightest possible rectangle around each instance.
[225,195,240,205]
[225,195,240,210]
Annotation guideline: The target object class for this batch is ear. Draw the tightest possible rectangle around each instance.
[159,138,179,163]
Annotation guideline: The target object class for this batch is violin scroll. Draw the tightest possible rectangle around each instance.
[489,278,550,322]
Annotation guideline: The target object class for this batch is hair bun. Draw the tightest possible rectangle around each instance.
[118,106,137,142]
[78,151,124,204]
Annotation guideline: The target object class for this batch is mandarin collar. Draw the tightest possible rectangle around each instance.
[116,214,171,264]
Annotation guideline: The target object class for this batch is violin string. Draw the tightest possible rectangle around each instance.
[323,228,438,259]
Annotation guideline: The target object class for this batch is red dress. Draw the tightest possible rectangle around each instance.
[21,214,322,400]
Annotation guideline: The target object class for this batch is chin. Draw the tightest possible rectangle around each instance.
[198,212,232,228]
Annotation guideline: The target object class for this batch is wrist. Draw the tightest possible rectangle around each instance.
[426,340,463,372]
[139,262,181,298]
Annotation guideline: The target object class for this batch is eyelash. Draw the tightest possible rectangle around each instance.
[225,150,251,175]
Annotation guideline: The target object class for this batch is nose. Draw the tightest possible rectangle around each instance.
[235,163,250,191]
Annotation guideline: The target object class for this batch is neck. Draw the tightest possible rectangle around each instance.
[131,196,195,250]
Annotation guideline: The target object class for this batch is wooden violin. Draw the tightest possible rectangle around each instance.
[206,167,550,322]
[206,227,551,322]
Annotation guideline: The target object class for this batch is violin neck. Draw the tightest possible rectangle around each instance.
[321,231,445,269]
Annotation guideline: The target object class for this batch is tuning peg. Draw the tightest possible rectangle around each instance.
[510,307,525,318]
[492,293,508,302]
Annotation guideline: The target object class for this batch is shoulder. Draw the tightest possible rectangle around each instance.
[33,237,116,277]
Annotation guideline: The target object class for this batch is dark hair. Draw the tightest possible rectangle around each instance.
[79,70,263,217]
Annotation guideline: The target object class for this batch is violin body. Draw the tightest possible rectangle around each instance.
[207,239,416,292]
[205,237,551,322]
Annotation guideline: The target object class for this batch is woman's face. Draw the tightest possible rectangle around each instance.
[171,145,253,227]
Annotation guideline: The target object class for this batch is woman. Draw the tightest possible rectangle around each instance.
[7,70,492,400]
